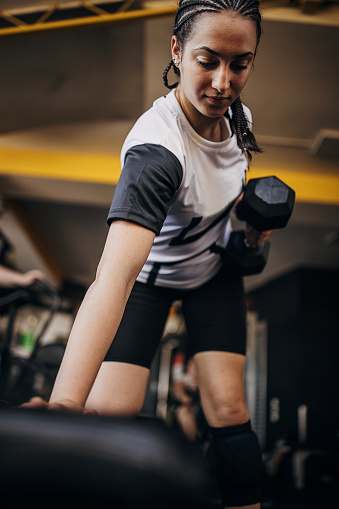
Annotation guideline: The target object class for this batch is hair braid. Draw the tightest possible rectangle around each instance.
[163,60,179,89]
[229,97,262,163]
[173,2,222,35]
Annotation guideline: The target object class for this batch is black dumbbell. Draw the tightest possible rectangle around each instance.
[225,176,295,275]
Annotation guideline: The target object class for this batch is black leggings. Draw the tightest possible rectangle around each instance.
[104,264,247,368]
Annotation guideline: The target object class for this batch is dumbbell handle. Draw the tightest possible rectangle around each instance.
[243,237,258,249]
[243,223,275,250]
[225,231,270,275]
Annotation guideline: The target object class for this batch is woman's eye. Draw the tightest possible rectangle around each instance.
[198,60,216,68]
[232,63,248,71]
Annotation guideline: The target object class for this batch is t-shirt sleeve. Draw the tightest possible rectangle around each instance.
[107,143,183,235]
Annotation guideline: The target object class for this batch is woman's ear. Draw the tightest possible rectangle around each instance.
[171,35,180,65]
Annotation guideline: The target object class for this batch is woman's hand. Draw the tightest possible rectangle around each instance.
[20,397,97,415]
[245,223,276,247]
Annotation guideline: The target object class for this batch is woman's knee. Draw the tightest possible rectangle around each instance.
[202,392,248,428]
[194,351,248,427]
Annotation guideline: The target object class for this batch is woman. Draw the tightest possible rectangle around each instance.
[24,0,274,507]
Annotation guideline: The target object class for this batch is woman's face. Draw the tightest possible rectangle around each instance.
[172,10,257,133]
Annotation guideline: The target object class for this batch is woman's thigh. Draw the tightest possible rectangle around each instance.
[85,361,150,415]
[182,267,247,356]
[86,281,174,414]
[104,281,174,368]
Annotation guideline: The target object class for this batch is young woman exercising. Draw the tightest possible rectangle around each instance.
[24,0,275,506]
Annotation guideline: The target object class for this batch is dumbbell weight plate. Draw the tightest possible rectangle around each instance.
[236,176,295,231]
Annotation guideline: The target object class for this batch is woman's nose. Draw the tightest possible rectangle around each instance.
[212,66,231,93]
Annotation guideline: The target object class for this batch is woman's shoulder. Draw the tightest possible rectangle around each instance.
[134,93,178,136]
[121,92,186,161]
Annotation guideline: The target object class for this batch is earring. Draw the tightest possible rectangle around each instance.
[172,57,179,66]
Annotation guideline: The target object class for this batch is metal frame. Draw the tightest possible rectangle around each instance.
[0,1,177,37]
[0,0,332,37]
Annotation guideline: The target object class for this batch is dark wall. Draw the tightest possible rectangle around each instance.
[248,268,339,451]
[1,21,144,133]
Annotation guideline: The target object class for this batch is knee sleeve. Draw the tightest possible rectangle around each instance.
[209,420,263,507]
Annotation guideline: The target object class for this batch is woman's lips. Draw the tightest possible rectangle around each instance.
[205,95,231,106]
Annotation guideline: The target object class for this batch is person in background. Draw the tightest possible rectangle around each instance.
[171,339,199,442]
[0,265,45,288]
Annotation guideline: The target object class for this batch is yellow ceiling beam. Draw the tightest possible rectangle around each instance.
[0,146,121,184]
[0,4,177,37]
[0,146,338,205]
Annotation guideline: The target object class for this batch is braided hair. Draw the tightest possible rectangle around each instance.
[163,0,262,162]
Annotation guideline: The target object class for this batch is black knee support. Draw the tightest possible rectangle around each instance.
[209,420,263,507]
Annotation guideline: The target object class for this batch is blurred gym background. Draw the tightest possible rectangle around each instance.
[0,1,338,507]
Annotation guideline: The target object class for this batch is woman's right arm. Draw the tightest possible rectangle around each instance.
[22,220,156,413]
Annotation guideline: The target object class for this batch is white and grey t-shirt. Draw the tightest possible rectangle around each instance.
[108,90,250,289]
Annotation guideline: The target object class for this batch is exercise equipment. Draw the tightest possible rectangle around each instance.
[225,176,295,275]
[0,279,62,405]
[0,407,212,507]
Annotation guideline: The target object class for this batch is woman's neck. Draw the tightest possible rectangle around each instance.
[199,120,225,142]
[175,88,229,142]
